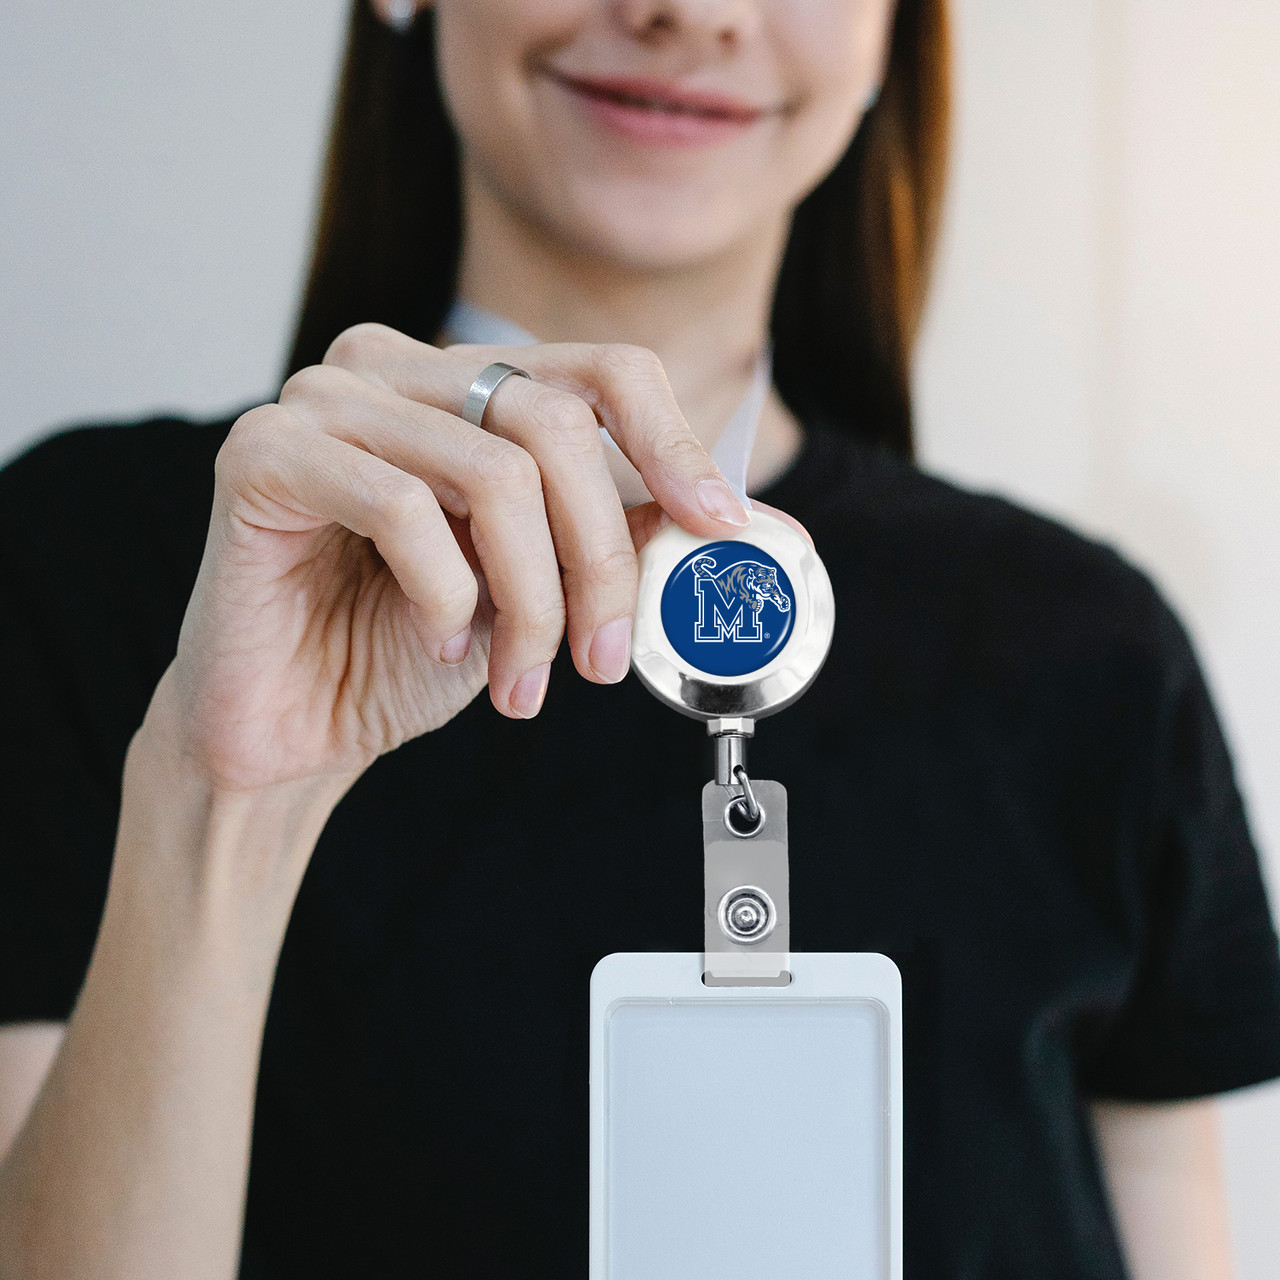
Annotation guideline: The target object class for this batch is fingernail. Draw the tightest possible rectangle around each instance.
[385,0,416,33]
[589,616,632,683]
[510,662,551,718]
[696,478,750,526]
[440,625,472,665]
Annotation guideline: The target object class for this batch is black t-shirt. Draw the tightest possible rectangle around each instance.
[2,409,1279,1279]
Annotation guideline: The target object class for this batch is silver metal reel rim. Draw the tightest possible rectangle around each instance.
[629,508,836,725]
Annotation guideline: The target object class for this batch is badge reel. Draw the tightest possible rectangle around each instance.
[590,509,903,1280]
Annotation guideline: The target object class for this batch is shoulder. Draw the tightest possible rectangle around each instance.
[0,406,247,669]
[0,408,239,525]
[0,406,245,575]
[787,421,1191,705]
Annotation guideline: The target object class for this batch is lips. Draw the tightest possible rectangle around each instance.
[552,72,768,123]
[549,70,772,148]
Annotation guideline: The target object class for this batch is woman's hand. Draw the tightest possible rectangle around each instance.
[150,322,753,795]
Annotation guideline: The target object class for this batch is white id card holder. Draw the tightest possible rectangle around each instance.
[590,952,902,1280]
[591,510,904,1278]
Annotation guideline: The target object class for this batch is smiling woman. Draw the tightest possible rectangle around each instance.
[0,2,1278,1280]
[290,0,946,459]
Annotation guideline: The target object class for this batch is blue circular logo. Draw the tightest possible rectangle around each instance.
[659,540,796,677]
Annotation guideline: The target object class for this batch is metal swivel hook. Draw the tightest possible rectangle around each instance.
[731,764,760,824]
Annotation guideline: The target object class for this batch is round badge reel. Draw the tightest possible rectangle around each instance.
[630,508,835,727]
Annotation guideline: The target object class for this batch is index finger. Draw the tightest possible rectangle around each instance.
[509,341,753,536]
[325,326,751,536]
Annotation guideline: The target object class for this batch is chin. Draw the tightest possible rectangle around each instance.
[568,213,739,271]
[546,182,761,269]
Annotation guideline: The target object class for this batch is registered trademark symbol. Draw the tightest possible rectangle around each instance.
[764,632,771,639]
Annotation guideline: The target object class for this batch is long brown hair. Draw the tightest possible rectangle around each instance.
[286,1,950,459]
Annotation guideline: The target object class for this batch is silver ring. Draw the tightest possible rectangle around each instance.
[724,798,766,839]
[461,361,531,428]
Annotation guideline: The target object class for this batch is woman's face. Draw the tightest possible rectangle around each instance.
[423,0,894,269]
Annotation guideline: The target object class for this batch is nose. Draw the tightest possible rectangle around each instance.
[614,0,762,55]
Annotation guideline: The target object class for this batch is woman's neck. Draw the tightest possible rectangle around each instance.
[435,162,804,502]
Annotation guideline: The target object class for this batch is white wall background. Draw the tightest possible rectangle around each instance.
[2,0,1277,1271]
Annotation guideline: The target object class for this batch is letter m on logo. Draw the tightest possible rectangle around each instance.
[694,578,762,642]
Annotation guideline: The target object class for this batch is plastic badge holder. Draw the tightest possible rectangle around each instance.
[590,510,903,1279]
[590,953,902,1280]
